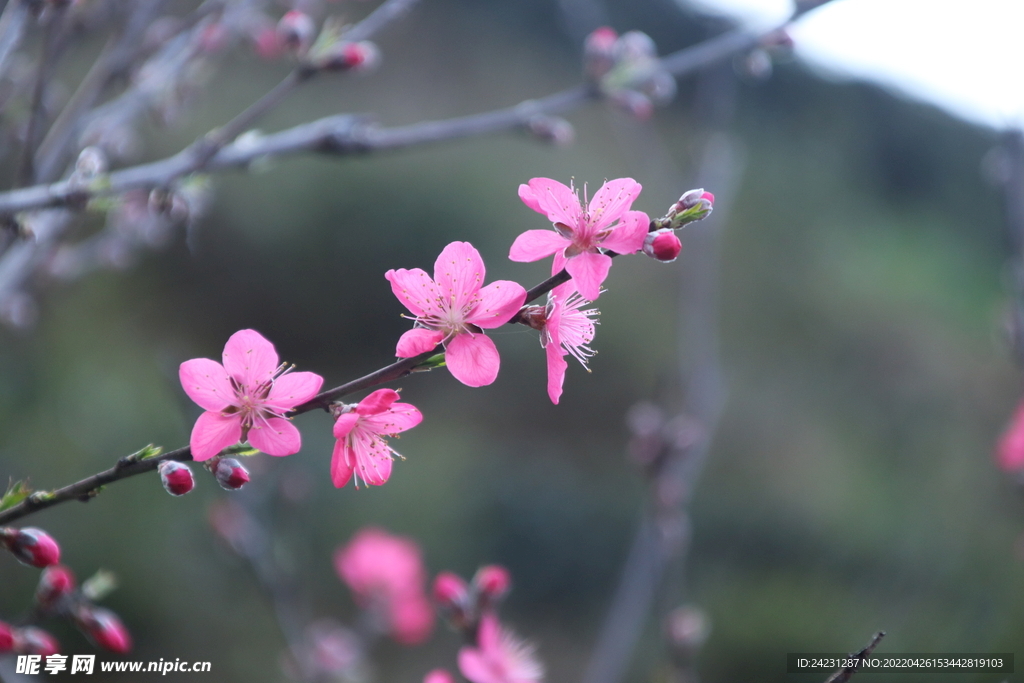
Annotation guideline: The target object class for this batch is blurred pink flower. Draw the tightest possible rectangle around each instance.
[541,283,599,405]
[387,241,526,387]
[998,401,1024,471]
[335,527,434,644]
[511,177,648,301]
[458,613,544,683]
[179,329,323,461]
[331,389,422,488]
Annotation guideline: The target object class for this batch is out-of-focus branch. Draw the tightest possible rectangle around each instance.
[0,5,826,217]
[823,632,886,683]
[0,0,32,84]
[18,3,65,185]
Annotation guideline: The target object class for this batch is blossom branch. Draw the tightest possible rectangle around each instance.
[0,8,819,217]
[823,632,886,683]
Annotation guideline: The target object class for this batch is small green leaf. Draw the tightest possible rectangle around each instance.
[0,480,32,512]
[82,569,118,602]
[222,444,260,457]
[413,353,447,372]
[137,444,164,460]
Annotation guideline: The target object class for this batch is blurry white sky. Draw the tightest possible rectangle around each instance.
[686,0,1024,130]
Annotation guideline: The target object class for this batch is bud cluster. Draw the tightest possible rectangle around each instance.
[584,28,676,120]
[432,564,511,632]
[159,454,251,497]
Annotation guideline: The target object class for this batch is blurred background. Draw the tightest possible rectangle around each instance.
[0,0,1022,681]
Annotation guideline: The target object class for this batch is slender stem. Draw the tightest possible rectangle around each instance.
[823,632,886,683]
[18,4,64,186]
[0,0,31,86]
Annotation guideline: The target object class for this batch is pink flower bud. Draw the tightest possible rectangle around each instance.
[277,11,316,54]
[74,607,132,654]
[1,527,61,567]
[0,621,14,652]
[608,89,653,121]
[643,229,682,263]
[214,457,250,490]
[424,669,456,683]
[584,27,618,80]
[36,564,76,607]
[14,627,60,656]
[676,188,714,212]
[473,565,511,601]
[254,26,283,60]
[322,41,380,72]
[433,572,469,610]
[158,460,195,496]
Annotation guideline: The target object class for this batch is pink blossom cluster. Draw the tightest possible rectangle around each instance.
[176,177,707,489]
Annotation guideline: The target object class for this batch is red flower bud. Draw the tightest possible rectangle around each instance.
[433,572,469,610]
[158,460,195,496]
[36,564,76,607]
[74,606,132,654]
[213,457,250,490]
[0,621,14,652]
[473,565,511,601]
[14,627,60,656]
[277,11,316,54]
[584,26,618,80]
[1,527,61,567]
[643,229,682,262]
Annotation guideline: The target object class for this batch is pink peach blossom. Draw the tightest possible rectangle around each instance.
[458,613,544,683]
[179,329,323,461]
[335,527,434,645]
[387,242,526,387]
[331,389,422,488]
[540,283,599,405]
[511,178,648,301]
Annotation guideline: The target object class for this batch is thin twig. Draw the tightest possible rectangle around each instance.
[18,3,65,185]
[823,632,886,683]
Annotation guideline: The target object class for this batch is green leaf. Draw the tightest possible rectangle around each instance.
[82,569,118,602]
[0,479,32,512]
[412,353,447,372]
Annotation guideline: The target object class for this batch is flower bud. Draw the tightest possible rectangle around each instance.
[14,627,60,656]
[665,189,714,228]
[73,606,132,654]
[254,26,283,60]
[36,564,76,607]
[277,11,316,55]
[1,527,61,567]
[473,565,511,604]
[158,460,195,496]
[608,89,653,121]
[433,572,469,611]
[213,457,250,491]
[643,229,682,263]
[584,26,618,80]
[321,41,380,72]
[424,670,456,683]
[0,621,14,652]
[526,115,575,147]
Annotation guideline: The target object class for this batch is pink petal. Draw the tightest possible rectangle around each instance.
[599,210,649,254]
[222,329,279,387]
[433,242,485,311]
[524,178,582,227]
[331,440,354,488]
[356,388,400,416]
[552,250,568,277]
[386,268,440,318]
[565,252,612,301]
[333,411,360,439]
[190,411,243,461]
[179,358,234,412]
[458,648,499,683]
[477,613,501,653]
[546,342,568,405]
[264,371,323,411]
[350,428,393,485]
[248,416,302,456]
[998,404,1024,470]
[445,333,500,387]
[508,230,568,263]
[390,596,434,645]
[517,183,543,215]
[469,280,527,329]
[396,328,445,358]
[363,402,423,434]
[587,178,641,231]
